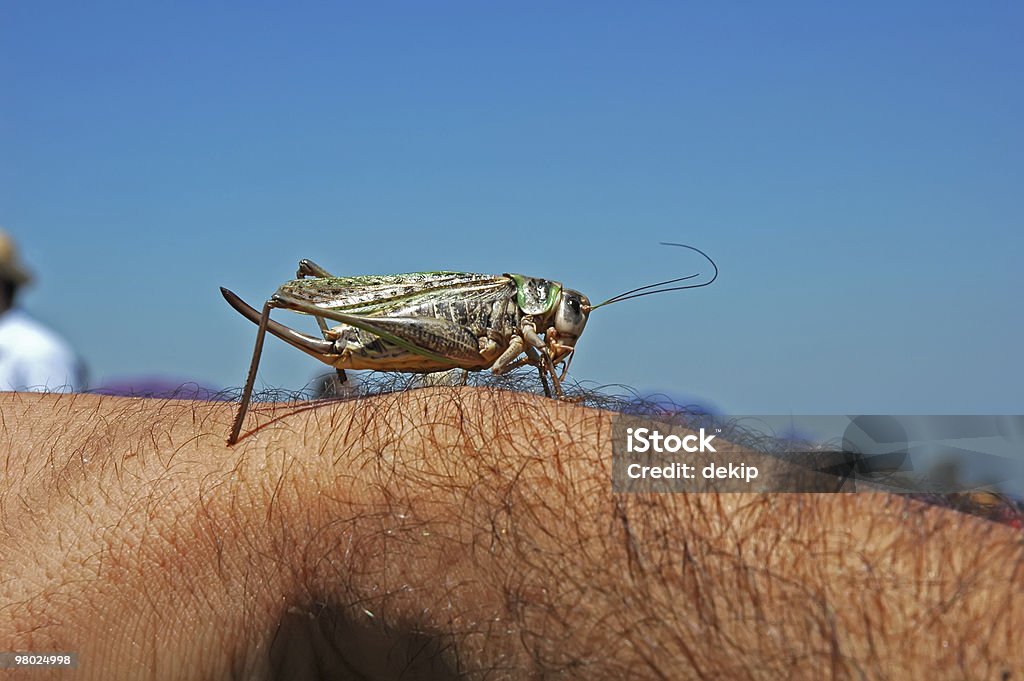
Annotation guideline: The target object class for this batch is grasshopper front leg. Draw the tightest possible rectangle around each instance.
[521,318,566,398]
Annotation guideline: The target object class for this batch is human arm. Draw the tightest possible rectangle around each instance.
[1,389,1021,679]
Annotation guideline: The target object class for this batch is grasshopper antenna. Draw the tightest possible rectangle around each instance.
[586,242,718,311]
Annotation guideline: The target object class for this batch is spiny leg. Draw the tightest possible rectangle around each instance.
[229,299,278,445]
[558,353,573,381]
[495,347,559,398]
[490,337,554,398]
[524,345,553,397]
[543,352,564,397]
[490,335,525,375]
[519,321,561,398]
[532,345,565,398]
[222,288,338,361]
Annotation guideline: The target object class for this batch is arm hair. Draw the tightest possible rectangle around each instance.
[1,389,1021,679]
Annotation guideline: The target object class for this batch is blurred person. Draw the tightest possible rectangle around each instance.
[0,228,87,392]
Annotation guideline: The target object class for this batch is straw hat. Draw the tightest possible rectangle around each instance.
[0,229,33,286]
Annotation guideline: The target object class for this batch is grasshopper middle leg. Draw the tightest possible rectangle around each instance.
[489,335,560,398]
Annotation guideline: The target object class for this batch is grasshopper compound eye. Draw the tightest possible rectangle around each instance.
[554,290,590,343]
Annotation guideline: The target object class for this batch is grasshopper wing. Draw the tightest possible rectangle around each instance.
[279,272,514,315]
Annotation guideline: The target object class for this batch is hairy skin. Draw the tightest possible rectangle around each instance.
[0,390,1021,680]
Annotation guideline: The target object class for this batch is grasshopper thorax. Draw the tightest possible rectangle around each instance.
[508,274,590,344]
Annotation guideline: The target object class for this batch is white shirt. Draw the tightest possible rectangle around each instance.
[0,308,86,392]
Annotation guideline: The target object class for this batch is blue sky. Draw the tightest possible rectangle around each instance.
[2,2,1021,413]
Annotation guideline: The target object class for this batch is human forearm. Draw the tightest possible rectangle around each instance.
[1,390,1021,679]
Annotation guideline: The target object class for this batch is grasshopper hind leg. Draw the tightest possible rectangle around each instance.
[229,297,279,445]
[221,287,341,444]
[296,259,334,278]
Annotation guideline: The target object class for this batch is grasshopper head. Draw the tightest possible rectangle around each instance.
[553,289,590,345]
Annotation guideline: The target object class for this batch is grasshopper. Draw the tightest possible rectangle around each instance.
[221,243,717,444]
